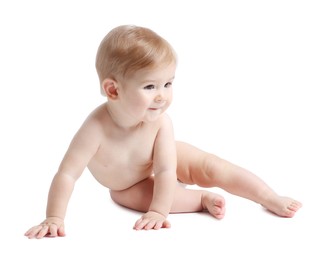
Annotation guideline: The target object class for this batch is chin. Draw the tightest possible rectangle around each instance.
[143,117,159,123]
[144,114,164,123]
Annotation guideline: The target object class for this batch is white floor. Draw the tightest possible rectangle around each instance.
[1,1,329,259]
[6,169,330,260]
[6,139,330,260]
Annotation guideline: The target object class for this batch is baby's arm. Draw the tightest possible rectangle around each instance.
[134,115,177,230]
[25,116,101,238]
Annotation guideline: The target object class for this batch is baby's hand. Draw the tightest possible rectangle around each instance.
[24,217,65,239]
[133,211,171,230]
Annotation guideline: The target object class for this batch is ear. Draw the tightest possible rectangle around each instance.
[102,78,119,100]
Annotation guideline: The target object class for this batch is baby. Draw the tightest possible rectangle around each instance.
[25,25,302,239]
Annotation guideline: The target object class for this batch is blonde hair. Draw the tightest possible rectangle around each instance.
[95,25,177,95]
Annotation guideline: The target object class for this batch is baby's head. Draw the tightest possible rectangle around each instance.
[95,25,177,96]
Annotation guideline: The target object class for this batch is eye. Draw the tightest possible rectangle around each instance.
[143,84,155,90]
[164,82,172,88]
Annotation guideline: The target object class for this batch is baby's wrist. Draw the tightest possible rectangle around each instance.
[148,210,167,218]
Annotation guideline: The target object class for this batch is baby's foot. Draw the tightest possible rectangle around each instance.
[262,196,302,218]
[201,192,226,219]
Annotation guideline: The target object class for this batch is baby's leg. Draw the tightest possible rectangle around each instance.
[110,176,225,219]
[172,184,226,219]
[176,141,302,217]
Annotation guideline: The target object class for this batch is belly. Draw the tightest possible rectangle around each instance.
[87,161,153,190]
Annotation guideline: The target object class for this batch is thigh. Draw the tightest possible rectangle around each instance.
[176,141,209,185]
[110,176,154,212]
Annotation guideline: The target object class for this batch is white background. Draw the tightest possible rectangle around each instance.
[1,0,329,259]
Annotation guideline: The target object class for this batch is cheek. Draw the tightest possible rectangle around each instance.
[129,95,150,108]
[169,91,173,100]
[167,91,173,103]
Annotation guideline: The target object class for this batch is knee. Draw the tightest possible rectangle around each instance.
[201,153,219,173]
[109,189,120,203]
[109,189,136,209]
[197,153,226,185]
[109,189,129,206]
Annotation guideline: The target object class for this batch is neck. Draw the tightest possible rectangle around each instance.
[104,102,143,131]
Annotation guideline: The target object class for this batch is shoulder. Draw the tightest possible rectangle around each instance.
[156,113,174,136]
[84,103,108,126]
[75,103,108,138]
[159,113,173,125]
[153,113,174,133]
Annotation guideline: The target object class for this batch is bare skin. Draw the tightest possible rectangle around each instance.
[177,141,302,217]
[24,35,301,239]
[110,174,227,230]
[111,141,302,223]
[25,63,230,238]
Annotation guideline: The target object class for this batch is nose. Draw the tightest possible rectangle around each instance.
[155,95,163,103]
[155,90,166,103]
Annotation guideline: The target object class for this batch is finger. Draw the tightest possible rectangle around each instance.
[24,227,35,237]
[58,225,66,237]
[48,224,58,237]
[36,226,50,239]
[162,219,171,228]
[153,220,163,230]
[24,228,33,236]
[154,219,171,230]
[133,218,143,230]
[134,218,150,230]
[144,220,157,230]
[155,219,171,230]
[25,226,43,239]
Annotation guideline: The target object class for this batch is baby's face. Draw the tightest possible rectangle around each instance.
[118,62,176,123]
